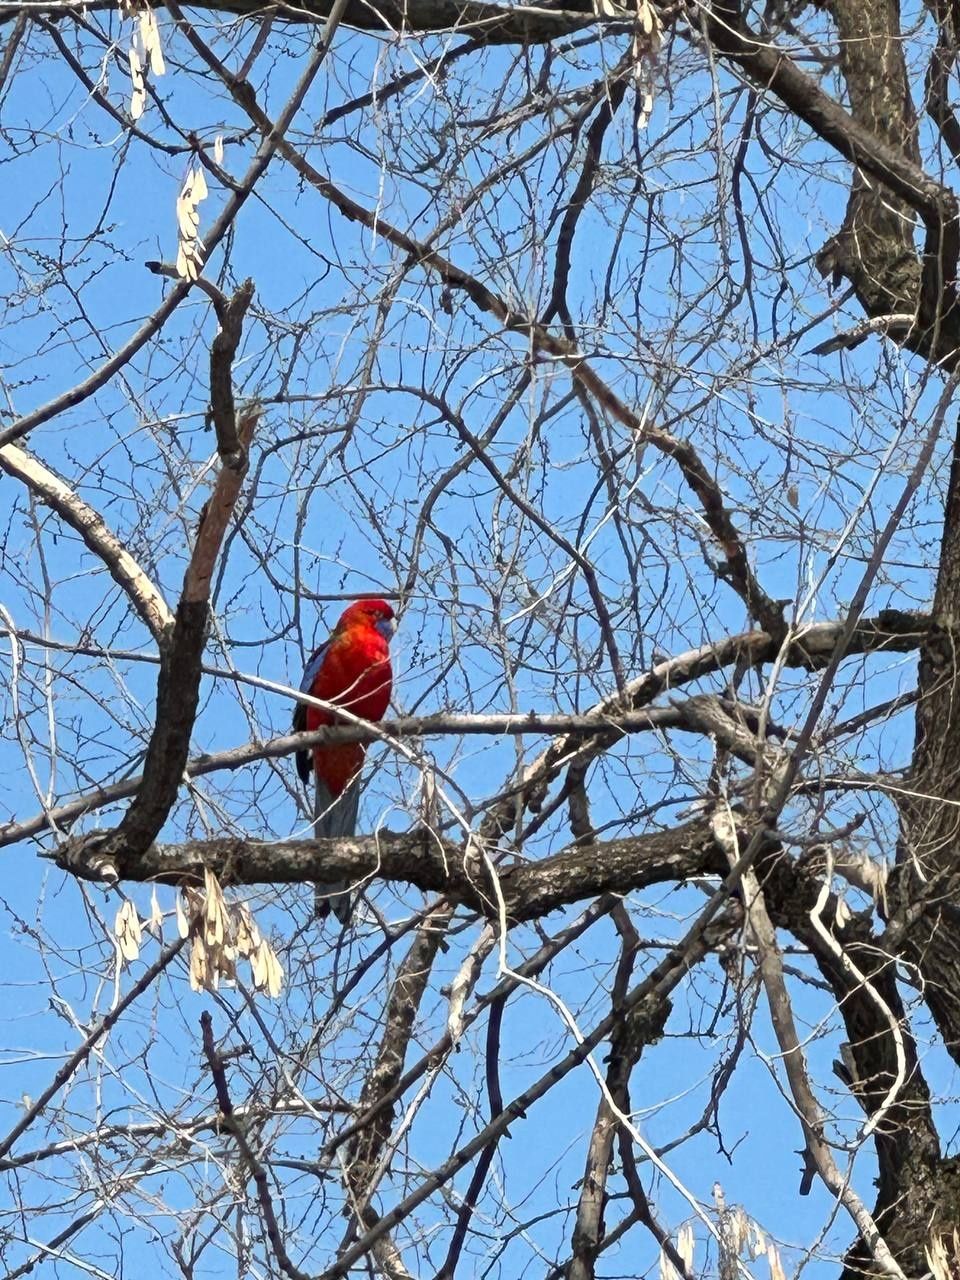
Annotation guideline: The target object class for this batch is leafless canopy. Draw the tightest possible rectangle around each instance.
[3,0,960,1274]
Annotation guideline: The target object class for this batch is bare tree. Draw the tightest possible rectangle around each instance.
[1,0,959,1275]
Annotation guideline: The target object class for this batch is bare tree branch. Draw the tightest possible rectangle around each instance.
[726,848,905,1279]
[0,443,174,643]
[54,822,729,920]
[2,610,922,851]
[318,911,737,1279]
[200,1011,312,1280]
[0,0,625,41]
[0,937,188,1163]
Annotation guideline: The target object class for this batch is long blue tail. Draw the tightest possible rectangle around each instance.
[313,777,360,923]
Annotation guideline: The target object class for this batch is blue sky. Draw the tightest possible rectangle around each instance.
[0,7,954,1277]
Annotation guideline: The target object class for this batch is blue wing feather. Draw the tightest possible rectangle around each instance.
[294,639,332,784]
[299,640,331,694]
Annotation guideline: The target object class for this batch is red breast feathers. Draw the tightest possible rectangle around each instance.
[304,599,395,797]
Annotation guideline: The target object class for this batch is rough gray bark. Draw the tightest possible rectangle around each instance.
[54,823,729,920]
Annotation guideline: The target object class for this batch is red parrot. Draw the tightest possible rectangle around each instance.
[293,598,396,922]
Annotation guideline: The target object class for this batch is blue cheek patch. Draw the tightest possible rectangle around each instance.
[374,618,396,644]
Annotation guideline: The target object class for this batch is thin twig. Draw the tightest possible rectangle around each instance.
[200,1012,311,1280]
[0,937,188,1161]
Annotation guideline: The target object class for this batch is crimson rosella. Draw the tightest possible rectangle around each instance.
[293,598,396,922]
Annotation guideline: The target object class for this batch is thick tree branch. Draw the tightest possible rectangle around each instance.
[58,283,258,870]
[93,405,258,861]
[54,822,728,920]
[701,3,958,270]
[4,610,924,852]
[208,278,255,470]
[703,0,960,354]
[0,444,174,643]
[0,0,627,41]
[752,843,945,1280]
